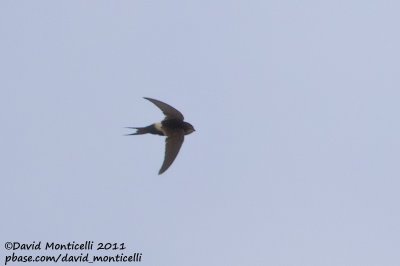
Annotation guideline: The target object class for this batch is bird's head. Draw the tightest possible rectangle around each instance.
[183,122,195,135]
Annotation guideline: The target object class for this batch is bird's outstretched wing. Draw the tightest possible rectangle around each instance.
[144,97,184,120]
[159,129,185,175]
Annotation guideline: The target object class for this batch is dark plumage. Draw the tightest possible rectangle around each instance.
[126,97,195,174]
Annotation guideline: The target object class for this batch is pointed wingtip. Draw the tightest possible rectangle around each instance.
[158,167,168,175]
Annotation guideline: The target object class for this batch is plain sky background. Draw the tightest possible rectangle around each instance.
[1,1,400,265]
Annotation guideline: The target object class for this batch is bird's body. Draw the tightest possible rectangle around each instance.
[127,97,195,175]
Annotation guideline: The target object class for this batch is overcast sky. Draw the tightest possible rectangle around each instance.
[1,1,400,265]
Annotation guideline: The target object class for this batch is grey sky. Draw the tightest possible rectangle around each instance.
[1,1,400,265]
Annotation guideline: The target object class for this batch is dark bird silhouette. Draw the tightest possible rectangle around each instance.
[126,97,195,175]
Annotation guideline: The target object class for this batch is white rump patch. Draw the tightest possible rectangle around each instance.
[154,122,163,132]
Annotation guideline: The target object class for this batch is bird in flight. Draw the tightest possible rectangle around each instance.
[126,97,195,175]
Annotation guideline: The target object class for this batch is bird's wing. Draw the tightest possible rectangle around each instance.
[159,129,185,175]
[144,97,184,120]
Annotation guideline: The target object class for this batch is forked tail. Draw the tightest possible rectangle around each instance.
[125,127,148,135]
